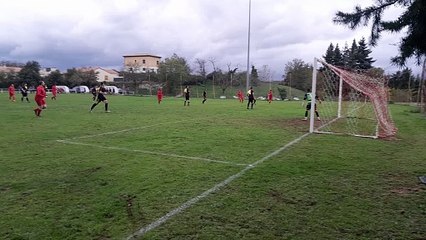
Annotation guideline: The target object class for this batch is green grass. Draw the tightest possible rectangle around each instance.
[0,93,425,239]
[139,82,305,100]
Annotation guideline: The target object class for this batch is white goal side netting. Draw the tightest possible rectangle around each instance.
[309,58,397,139]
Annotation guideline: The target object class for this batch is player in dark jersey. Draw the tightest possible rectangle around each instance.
[90,82,110,113]
[247,87,255,109]
[20,83,30,102]
[202,89,207,104]
[90,85,97,101]
[184,86,190,106]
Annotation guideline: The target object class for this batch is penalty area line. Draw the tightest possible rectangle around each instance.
[126,131,311,240]
[56,140,247,167]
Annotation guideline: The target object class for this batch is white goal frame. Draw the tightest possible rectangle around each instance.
[309,58,397,139]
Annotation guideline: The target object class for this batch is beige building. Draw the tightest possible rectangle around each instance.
[79,67,120,82]
[0,66,22,74]
[0,66,59,77]
[94,67,120,82]
[123,54,161,73]
[39,67,59,77]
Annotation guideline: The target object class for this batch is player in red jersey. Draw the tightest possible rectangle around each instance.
[267,89,273,104]
[51,84,57,100]
[34,81,47,117]
[237,90,244,103]
[157,87,163,104]
[8,84,16,102]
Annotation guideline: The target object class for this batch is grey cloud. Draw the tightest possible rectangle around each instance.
[0,0,419,78]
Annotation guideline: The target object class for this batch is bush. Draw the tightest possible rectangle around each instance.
[277,87,287,100]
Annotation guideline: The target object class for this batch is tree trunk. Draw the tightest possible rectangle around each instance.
[421,58,426,113]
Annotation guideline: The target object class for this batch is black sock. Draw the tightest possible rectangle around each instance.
[305,111,308,117]
[105,103,109,111]
[90,103,97,110]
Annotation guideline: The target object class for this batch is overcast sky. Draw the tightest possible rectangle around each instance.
[0,0,421,79]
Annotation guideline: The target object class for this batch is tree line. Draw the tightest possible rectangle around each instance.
[1,53,267,97]
[280,36,422,101]
[333,0,425,111]
[0,61,98,89]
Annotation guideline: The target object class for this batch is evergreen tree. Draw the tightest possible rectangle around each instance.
[250,65,259,86]
[342,43,351,68]
[44,70,64,86]
[334,0,426,66]
[333,44,344,66]
[388,68,412,89]
[17,61,42,87]
[323,43,335,64]
[357,37,375,69]
[283,59,312,91]
[157,53,191,95]
[348,39,358,69]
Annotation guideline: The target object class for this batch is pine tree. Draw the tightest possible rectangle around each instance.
[334,0,426,66]
[342,43,351,68]
[250,65,259,86]
[333,44,344,66]
[324,43,335,64]
[348,39,358,69]
[388,68,412,89]
[357,37,375,69]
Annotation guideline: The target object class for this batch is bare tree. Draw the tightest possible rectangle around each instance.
[259,65,273,89]
[227,63,238,87]
[208,58,218,99]
[194,58,207,80]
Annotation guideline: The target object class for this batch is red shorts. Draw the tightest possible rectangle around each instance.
[35,97,46,107]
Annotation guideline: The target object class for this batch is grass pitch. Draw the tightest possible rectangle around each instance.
[0,94,425,239]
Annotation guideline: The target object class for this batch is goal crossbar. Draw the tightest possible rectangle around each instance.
[310,58,397,139]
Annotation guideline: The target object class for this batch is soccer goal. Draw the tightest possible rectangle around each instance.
[309,58,397,139]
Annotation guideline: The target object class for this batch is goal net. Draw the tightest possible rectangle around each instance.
[309,58,397,139]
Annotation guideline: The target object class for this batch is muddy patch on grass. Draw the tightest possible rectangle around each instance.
[383,173,425,196]
[267,189,317,207]
[390,187,424,196]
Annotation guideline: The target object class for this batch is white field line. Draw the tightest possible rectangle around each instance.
[125,131,311,240]
[56,140,248,167]
[61,120,187,141]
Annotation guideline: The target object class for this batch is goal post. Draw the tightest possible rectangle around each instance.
[309,58,397,139]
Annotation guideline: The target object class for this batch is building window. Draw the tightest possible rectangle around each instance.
[156,61,159,65]
[143,68,146,71]
[104,76,109,80]
[142,59,146,64]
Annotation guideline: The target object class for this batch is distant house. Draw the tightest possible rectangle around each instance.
[79,67,120,83]
[39,67,59,77]
[94,67,120,82]
[123,54,161,73]
[0,66,22,74]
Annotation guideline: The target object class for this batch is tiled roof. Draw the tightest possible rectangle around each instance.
[123,54,161,58]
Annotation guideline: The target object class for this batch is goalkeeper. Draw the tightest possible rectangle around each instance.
[303,89,321,121]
